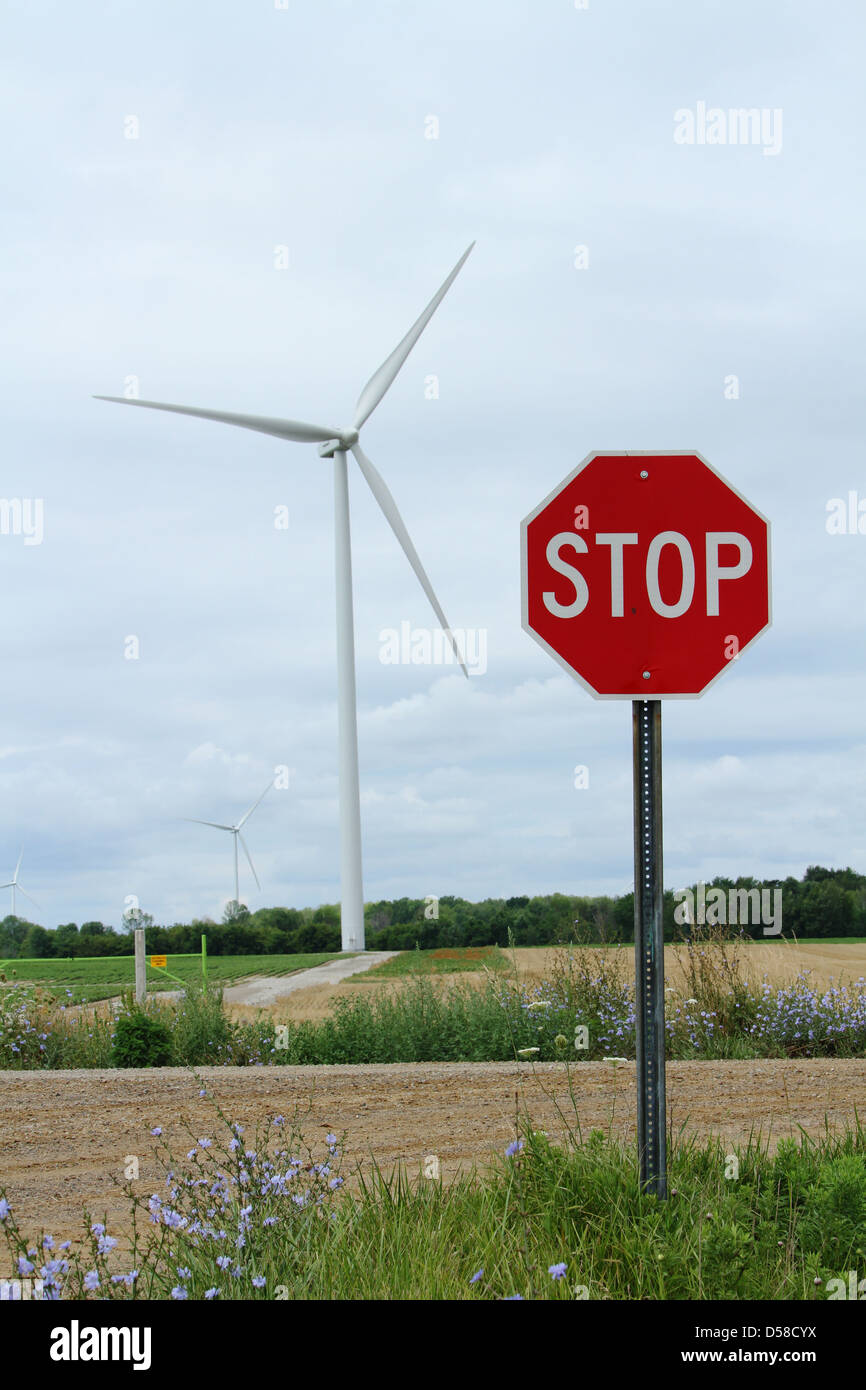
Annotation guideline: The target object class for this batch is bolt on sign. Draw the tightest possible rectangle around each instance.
[521,451,771,1197]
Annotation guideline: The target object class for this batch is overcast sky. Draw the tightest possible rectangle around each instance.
[2,0,864,928]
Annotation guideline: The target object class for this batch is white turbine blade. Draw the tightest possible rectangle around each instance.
[17,886,39,910]
[13,850,23,882]
[238,833,260,890]
[184,818,234,832]
[351,443,469,678]
[94,397,341,445]
[352,243,475,430]
[237,780,273,829]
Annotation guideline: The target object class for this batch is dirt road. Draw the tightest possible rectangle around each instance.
[2,1058,864,1249]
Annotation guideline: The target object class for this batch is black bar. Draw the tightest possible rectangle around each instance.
[632,699,667,1198]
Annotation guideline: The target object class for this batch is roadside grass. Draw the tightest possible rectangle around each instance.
[3,931,866,1068]
[3,1080,865,1301]
[0,953,352,1004]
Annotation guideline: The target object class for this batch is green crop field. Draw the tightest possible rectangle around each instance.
[360,945,507,979]
[0,952,354,1003]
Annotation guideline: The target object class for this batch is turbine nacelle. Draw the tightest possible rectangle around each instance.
[318,428,360,458]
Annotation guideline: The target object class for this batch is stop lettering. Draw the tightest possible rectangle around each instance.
[521,452,771,698]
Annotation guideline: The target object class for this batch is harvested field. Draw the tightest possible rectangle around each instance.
[2,1058,865,1250]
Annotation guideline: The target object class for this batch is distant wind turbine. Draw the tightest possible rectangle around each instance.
[1,851,39,919]
[96,243,474,952]
[185,782,272,907]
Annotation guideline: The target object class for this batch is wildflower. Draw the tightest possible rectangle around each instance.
[171,1286,189,1300]
[503,1294,524,1300]
[83,1270,100,1292]
[17,1256,34,1276]
[198,1138,212,1149]
[549,1263,567,1280]
[97,1235,118,1255]
[216,1255,231,1270]
[252,1275,266,1289]
[199,1089,207,1097]
[263,1216,278,1227]
[150,1127,163,1137]
[176,1267,192,1280]
[505,1140,524,1158]
[205,1287,219,1299]
[469,1268,484,1284]
[0,1198,9,1221]
[91,1222,106,1236]
[42,1236,54,1250]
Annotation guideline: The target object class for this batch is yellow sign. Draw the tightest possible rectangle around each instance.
[150,955,167,969]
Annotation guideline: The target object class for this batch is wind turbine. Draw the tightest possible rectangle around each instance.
[96,243,474,952]
[185,782,272,907]
[1,851,39,919]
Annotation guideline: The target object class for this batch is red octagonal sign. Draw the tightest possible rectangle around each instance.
[521,451,771,698]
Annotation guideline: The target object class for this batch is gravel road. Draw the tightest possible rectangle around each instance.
[221,951,401,1006]
[1,1058,865,1248]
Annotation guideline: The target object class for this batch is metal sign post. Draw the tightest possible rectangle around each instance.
[632,700,667,1198]
[522,451,771,1204]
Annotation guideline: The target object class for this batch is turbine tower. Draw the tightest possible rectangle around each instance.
[96,244,474,952]
[185,781,272,907]
[1,851,39,919]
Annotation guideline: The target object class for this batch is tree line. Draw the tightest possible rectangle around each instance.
[0,865,863,960]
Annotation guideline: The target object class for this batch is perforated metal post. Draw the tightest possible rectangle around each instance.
[632,699,667,1199]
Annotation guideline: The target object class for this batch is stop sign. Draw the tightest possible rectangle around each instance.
[521,451,771,698]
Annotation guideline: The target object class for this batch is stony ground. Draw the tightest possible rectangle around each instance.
[2,1058,865,1250]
